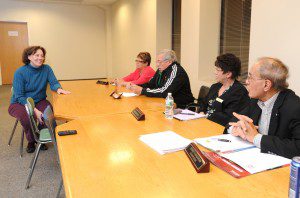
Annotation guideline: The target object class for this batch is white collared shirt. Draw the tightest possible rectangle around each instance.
[253,92,280,148]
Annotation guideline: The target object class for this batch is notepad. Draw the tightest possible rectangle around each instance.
[139,131,192,155]
[195,134,291,175]
[194,134,254,153]
[220,148,291,174]
[173,109,207,121]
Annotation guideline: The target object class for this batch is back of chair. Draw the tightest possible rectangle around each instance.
[43,105,59,156]
[25,97,40,142]
[197,85,210,104]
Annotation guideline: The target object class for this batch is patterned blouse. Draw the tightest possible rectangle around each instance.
[206,85,232,116]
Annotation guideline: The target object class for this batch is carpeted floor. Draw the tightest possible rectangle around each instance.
[0,85,64,197]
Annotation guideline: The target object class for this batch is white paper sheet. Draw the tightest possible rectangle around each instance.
[220,148,291,174]
[121,92,137,97]
[139,131,192,155]
[194,134,254,153]
[173,109,207,121]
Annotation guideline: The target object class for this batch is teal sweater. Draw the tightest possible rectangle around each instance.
[11,64,61,105]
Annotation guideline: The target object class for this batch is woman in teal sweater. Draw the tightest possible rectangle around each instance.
[8,46,70,153]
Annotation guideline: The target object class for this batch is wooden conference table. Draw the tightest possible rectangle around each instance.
[52,80,164,120]
[53,80,289,198]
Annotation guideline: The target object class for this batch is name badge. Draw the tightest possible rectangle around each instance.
[216,97,223,103]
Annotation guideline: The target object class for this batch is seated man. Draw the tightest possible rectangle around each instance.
[228,57,300,159]
[130,49,194,108]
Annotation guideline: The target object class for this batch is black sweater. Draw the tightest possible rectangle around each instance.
[203,80,250,126]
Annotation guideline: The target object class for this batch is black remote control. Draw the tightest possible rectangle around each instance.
[96,80,109,85]
[58,130,77,136]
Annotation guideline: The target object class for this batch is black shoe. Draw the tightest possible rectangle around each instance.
[40,144,48,151]
[26,142,36,153]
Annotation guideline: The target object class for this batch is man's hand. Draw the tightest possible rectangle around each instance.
[229,112,258,143]
[57,88,71,95]
[34,108,44,124]
[130,85,143,95]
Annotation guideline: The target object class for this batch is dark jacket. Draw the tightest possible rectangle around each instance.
[231,89,300,159]
[203,80,249,126]
[141,62,194,108]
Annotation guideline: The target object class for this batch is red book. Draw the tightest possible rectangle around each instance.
[203,151,250,178]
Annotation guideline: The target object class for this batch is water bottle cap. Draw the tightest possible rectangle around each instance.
[168,93,172,96]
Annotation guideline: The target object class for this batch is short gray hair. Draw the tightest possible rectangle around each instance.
[158,49,177,62]
[257,57,289,91]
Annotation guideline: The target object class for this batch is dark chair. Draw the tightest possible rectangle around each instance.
[25,98,52,189]
[7,87,25,157]
[186,85,210,113]
[43,105,63,198]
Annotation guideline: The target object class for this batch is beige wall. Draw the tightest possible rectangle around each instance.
[249,0,300,95]
[181,0,221,96]
[110,0,171,78]
[156,0,172,52]
[0,0,107,83]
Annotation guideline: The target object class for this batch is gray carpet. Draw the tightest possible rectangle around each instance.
[0,85,64,198]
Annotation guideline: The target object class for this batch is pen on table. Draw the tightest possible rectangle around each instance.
[179,113,195,115]
[217,138,231,142]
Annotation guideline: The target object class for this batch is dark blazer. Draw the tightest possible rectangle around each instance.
[203,80,249,126]
[235,89,300,159]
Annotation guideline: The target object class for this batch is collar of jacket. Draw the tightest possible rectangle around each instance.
[161,61,178,75]
[252,89,292,135]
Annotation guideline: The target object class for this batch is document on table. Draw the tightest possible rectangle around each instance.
[220,148,291,174]
[121,92,137,97]
[139,131,192,155]
[194,134,254,153]
[173,109,207,121]
[195,134,291,175]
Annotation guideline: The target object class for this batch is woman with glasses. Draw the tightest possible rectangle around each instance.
[200,53,250,126]
[115,52,155,87]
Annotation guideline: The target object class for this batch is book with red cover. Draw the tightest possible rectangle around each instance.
[203,151,250,178]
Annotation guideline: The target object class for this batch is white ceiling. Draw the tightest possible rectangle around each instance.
[13,0,118,5]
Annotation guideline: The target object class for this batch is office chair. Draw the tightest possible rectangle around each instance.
[25,98,52,189]
[7,87,25,157]
[186,85,210,113]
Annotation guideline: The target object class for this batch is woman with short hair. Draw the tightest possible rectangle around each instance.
[8,46,70,153]
[201,53,250,126]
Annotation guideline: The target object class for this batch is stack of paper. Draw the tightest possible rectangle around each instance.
[139,131,192,155]
[121,92,137,97]
[173,109,207,121]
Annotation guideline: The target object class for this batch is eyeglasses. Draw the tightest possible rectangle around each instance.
[135,59,145,63]
[246,73,264,82]
[156,59,168,64]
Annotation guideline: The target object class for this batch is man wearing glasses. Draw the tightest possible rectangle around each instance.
[130,49,194,109]
[229,57,300,159]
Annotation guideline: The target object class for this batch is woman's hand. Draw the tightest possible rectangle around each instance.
[115,78,125,87]
[34,108,44,124]
[57,88,71,95]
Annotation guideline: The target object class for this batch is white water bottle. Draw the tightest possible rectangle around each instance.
[165,93,174,119]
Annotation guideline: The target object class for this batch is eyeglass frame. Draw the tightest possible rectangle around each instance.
[135,59,146,63]
[246,73,265,82]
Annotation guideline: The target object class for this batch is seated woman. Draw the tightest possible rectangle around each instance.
[116,52,155,86]
[201,53,249,126]
[8,46,70,153]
